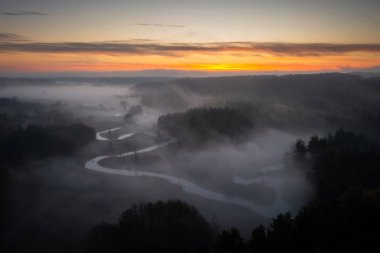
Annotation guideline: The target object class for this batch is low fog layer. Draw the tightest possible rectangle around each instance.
[2,74,379,251]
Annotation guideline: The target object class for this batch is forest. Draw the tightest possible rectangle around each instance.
[157,107,254,146]
[0,124,95,164]
[0,73,379,252]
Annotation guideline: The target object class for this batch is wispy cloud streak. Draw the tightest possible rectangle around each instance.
[133,23,186,28]
[0,33,29,42]
[1,11,47,16]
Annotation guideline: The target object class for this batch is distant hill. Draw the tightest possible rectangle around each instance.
[134,73,380,136]
[0,76,171,87]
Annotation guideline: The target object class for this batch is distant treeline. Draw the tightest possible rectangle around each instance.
[0,97,76,127]
[0,77,170,87]
[136,73,380,136]
[0,123,95,164]
[89,129,380,253]
[157,107,254,146]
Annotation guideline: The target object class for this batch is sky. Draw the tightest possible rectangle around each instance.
[1,0,380,76]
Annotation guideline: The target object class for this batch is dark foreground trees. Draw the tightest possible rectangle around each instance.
[215,228,245,253]
[87,200,213,253]
[243,188,380,253]
[244,129,380,253]
[293,128,380,198]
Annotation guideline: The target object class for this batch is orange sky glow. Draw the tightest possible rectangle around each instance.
[1,50,378,73]
[1,0,380,75]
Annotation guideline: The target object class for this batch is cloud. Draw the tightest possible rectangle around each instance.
[0,32,29,42]
[133,23,186,28]
[1,11,47,16]
[0,40,380,57]
[245,42,380,56]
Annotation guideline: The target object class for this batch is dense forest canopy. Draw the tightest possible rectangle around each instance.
[0,124,95,164]
[157,107,254,146]
[294,129,380,198]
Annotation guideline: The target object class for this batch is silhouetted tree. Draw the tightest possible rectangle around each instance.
[249,225,267,253]
[120,100,128,112]
[293,139,308,162]
[124,105,143,122]
[216,227,245,253]
[266,212,295,252]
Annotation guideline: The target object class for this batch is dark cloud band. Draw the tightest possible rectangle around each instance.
[0,40,379,56]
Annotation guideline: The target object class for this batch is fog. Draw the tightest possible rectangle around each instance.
[0,81,139,119]
[0,77,320,240]
[3,73,379,253]
[9,74,380,252]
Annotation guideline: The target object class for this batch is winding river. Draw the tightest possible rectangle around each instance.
[85,127,292,217]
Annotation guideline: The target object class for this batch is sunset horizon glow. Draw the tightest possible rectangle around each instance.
[1,0,380,76]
